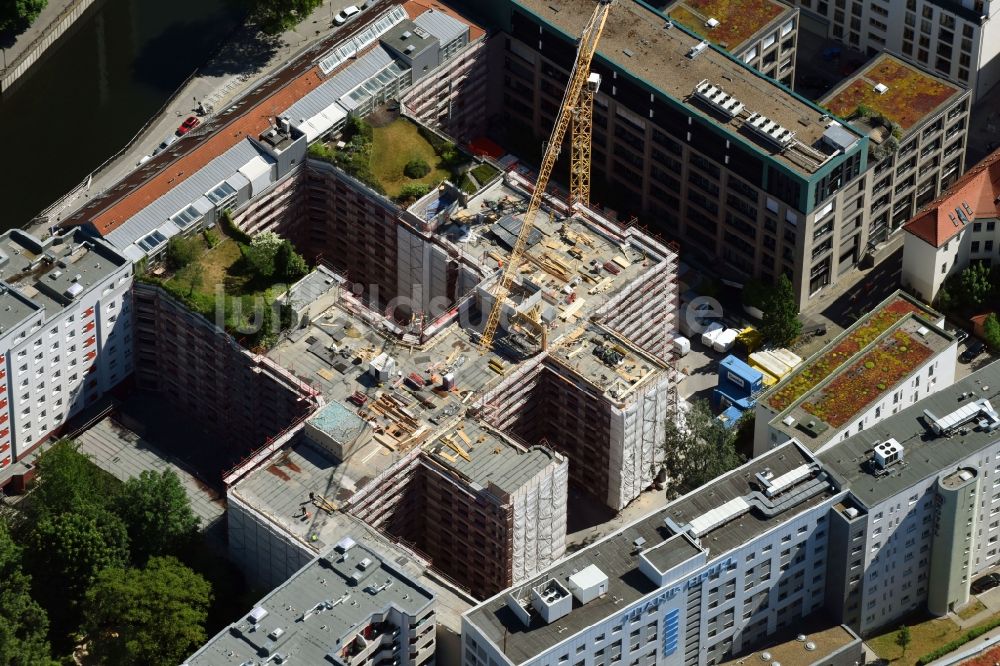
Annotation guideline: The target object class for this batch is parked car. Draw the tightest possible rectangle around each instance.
[176,116,200,136]
[960,339,986,363]
[954,329,969,343]
[136,155,152,166]
[971,573,1000,594]
[334,5,360,25]
[152,134,177,156]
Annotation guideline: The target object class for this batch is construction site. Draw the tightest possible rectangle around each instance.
[218,159,679,600]
[115,0,681,604]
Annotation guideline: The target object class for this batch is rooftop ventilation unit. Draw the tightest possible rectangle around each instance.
[873,438,904,470]
[687,496,750,537]
[762,464,814,498]
[248,607,268,623]
[568,564,609,604]
[693,80,745,118]
[335,536,357,553]
[530,579,572,623]
[924,398,1000,435]
[873,83,889,95]
[745,113,796,149]
[688,41,709,58]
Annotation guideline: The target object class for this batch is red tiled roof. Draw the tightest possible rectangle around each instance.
[88,70,322,237]
[904,147,1000,248]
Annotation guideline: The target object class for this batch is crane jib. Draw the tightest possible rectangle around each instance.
[478,1,614,352]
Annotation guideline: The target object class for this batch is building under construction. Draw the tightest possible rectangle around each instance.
[222,157,679,601]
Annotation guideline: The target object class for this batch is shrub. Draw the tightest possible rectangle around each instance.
[915,615,1000,665]
[984,313,1000,352]
[404,158,431,179]
[395,184,431,203]
[220,209,251,244]
[203,228,220,249]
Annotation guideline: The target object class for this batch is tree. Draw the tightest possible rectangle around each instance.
[165,235,198,271]
[984,313,1000,352]
[186,262,205,297]
[275,240,308,282]
[896,625,911,658]
[83,557,212,666]
[959,261,994,308]
[760,274,801,346]
[29,439,119,517]
[24,507,130,631]
[243,231,284,279]
[0,522,55,666]
[0,0,48,33]
[662,399,744,497]
[246,0,322,34]
[115,470,199,564]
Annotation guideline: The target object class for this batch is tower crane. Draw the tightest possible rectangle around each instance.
[479,0,613,352]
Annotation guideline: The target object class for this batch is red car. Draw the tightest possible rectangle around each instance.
[176,116,200,136]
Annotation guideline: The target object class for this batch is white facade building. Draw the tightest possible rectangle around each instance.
[463,362,1000,664]
[754,291,956,457]
[902,147,1000,303]
[797,0,1000,101]
[0,228,132,476]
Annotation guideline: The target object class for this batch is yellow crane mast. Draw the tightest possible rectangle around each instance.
[479,0,614,352]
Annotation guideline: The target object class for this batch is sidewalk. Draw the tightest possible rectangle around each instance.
[34,0,361,231]
[0,0,77,69]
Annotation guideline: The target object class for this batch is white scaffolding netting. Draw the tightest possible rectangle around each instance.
[510,458,569,584]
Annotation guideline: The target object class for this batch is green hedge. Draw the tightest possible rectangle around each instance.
[916,616,1000,665]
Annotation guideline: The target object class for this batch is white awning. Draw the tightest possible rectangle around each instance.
[239,156,274,196]
[298,102,348,142]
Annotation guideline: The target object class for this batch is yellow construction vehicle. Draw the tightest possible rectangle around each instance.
[479,0,614,353]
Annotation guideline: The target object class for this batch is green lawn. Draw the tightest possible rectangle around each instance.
[370,119,449,197]
[866,608,1000,666]
[868,615,962,665]
[166,235,247,298]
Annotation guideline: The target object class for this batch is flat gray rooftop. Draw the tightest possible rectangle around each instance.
[424,420,563,494]
[820,360,1000,509]
[185,536,435,666]
[75,417,225,532]
[515,0,857,176]
[0,228,126,332]
[229,430,392,552]
[464,442,836,664]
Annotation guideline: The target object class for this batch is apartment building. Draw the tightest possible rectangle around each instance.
[795,0,1000,101]
[131,281,321,468]
[486,0,968,306]
[659,0,800,86]
[462,361,1000,666]
[819,53,971,242]
[62,2,488,260]
[754,290,957,456]
[184,534,437,666]
[901,146,1000,303]
[0,228,132,483]
[818,363,1000,631]
[463,440,844,666]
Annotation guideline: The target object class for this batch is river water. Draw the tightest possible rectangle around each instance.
[0,0,244,230]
